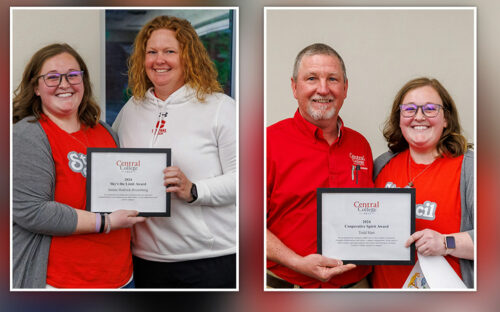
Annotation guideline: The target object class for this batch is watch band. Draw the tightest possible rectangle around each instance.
[187,183,198,203]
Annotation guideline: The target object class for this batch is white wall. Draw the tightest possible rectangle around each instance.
[12,9,104,113]
[265,8,475,158]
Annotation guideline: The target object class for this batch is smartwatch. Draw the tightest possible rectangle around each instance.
[188,183,198,203]
[444,236,456,255]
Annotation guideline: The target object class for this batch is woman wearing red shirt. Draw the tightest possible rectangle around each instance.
[371,77,474,288]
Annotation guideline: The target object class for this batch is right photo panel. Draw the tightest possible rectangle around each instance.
[265,7,475,290]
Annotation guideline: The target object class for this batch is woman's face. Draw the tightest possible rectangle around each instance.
[35,52,84,120]
[145,29,184,99]
[399,85,448,154]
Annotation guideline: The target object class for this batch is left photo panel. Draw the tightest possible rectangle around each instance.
[11,7,239,290]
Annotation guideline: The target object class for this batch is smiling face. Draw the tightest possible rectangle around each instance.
[145,28,184,100]
[35,52,84,122]
[400,85,448,154]
[291,54,348,125]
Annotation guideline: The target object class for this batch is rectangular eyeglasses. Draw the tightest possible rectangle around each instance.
[37,70,84,87]
[399,103,444,118]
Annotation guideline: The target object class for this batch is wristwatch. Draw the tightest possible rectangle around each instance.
[444,236,456,255]
[187,183,198,203]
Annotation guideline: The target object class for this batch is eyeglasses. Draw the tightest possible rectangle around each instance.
[37,70,84,87]
[399,103,444,118]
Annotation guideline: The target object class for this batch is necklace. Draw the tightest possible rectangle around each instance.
[68,125,90,149]
[45,115,89,149]
[407,152,438,187]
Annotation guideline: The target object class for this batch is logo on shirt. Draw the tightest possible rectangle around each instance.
[68,151,87,177]
[384,182,437,220]
[349,153,367,168]
[415,201,437,221]
[152,112,168,135]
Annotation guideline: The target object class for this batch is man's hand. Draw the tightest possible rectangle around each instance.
[267,230,356,283]
[291,254,356,282]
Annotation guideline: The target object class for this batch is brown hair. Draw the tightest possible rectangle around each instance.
[128,15,222,101]
[383,77,470,157]
[13,43,100,126]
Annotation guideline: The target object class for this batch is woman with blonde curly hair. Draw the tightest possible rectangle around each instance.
[371,77,474,288]
[113,15,236,288]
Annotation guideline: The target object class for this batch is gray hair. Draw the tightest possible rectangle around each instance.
[292,43,347,82]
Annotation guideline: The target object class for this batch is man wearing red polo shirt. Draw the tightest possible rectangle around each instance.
[267,43,374,288]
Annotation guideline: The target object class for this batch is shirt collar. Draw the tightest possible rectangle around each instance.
[293,109,344,144]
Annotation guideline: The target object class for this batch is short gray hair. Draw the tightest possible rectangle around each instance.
[292,43,347,82]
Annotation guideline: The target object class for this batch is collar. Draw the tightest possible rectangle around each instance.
[293,109,344,144]
[145,84,195,107]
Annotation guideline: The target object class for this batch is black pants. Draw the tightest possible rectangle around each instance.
[133,254,236,288]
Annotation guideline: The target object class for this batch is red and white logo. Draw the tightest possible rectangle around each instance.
[349,152,366,167]
[152,120,167,135]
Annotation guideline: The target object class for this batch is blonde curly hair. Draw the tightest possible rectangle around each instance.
[128,15,222,101]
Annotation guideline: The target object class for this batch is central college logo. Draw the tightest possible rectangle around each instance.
[349,153,366,167]
[68,151,87,177]
[116,160,141,173]
[354,200,379,214]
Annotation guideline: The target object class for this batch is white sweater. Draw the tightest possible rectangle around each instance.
[112,85,236,262]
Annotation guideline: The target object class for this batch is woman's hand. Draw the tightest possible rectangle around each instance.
[406,229,446,256]
[163,166,193,202]
[108,210,146,230]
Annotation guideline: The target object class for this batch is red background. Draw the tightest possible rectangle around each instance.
[3,1,499,311]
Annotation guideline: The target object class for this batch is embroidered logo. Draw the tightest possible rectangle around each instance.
[349,153,366,167]
[68,151,87,177]
[384,182,437,220]
[152,112,168,135]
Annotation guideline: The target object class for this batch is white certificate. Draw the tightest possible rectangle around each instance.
[86,148,171,216]
[317,188,415,265]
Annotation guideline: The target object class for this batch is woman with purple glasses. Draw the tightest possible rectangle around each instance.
[12,43,145,288]
[371,77,474,288]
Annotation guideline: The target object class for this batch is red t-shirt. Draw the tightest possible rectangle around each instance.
[40,115,133,288]
[372,149,463,288]
[267,110,374,288]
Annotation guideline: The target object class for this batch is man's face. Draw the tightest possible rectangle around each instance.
[291,54,348,124]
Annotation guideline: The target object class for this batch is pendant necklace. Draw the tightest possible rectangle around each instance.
[407,152,438,187]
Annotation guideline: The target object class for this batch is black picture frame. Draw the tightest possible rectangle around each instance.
[86,147,171,217]
[317,188,415,265]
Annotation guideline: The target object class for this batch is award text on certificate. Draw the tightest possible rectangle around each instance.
[318,189,414,264]
[87,149,170,216]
